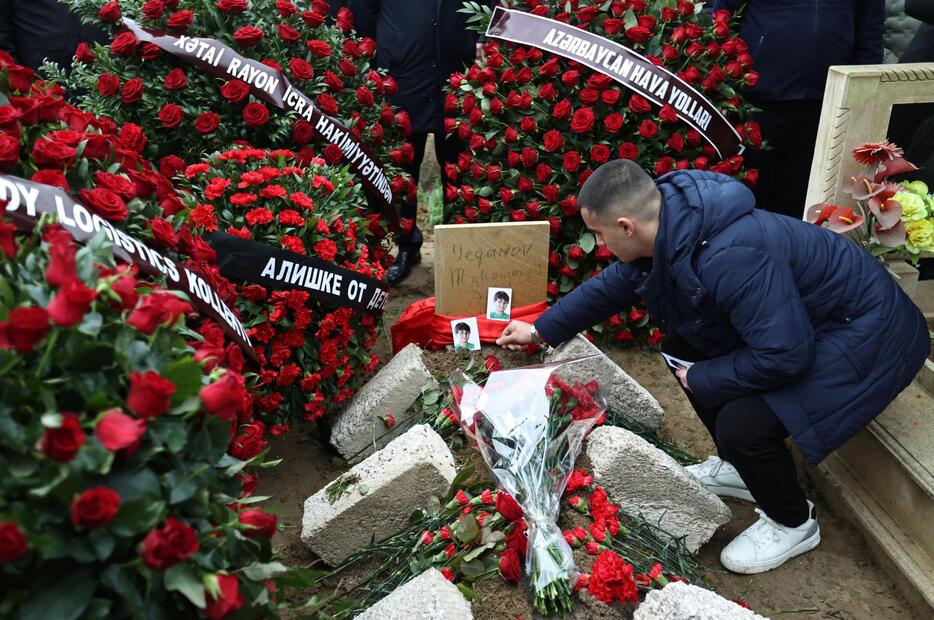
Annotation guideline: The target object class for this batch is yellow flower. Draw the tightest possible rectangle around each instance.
[895,191,928,222]
[901,180,929,196]
[904,218,934,253]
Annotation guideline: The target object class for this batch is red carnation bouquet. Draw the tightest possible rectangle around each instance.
[174,147,387,427]
[442,0,761,343]
[55,0,416,227]
[454,359,607,615]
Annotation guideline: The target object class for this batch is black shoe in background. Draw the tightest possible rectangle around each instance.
[387,225,423,285]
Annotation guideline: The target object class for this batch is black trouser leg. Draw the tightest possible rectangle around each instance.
[397,131,428,245]
[660,334,810,527]
[745,99,822,219]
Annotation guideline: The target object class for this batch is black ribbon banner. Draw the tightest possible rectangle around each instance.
[0,174,259,362]
[486,7,744,159]
[122,18,398,226]
[205,232,389,314]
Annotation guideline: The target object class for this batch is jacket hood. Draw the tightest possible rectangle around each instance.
[649,171,756,306]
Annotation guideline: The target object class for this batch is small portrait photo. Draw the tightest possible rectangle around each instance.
[451,317,481,352]
[486,287,512,321]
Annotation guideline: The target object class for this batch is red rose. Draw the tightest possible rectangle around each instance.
[40,412,86,461]
[628,94,652,114]
[31,169,68,190]
[74,42,95,64]
[639,120,658,138]
[111,32,139,57]
[127,370,176,419]
[289,57,313,81]
[46,232,77,287]
[495,491,523,521]
[32,138,77,168]
[98,1,121,22]
[158,103,183,128]
[0,306,49,352]
[48,278,97,326]
[570,107,595,133]
[220,79,250,102]
[278,23,301,43]
[71,487,121,529]
[625,26,653,43]
[0,219,16,257]
[618,142,639,160]
[562,151,581,172]
[0,523,28,564]
[195,112,220,134]
[164,68,188,91]
[167,9,193,29]
[94,171,137,200]
[590,144,611,164]
[242,102,269,127]
[96,409,146,452]
[542,129,563,153]
[647,329,664,346]
[149,217,178,248]
[142,518,200,570]
[128,291,192,334]
[744,71,759,88]
[568,245,586,260]
[199,371,245,420]
[551,99,572,120]
[79,187,128,220]
[232,26,265,47]
[217,0,249,13]
[120,78,144,105]
[355,86,374,107]
[97,73,120,97]
[603,18,624,35]
[160,155,185,178]
[120,122,148,152]
[142,0,166,19]
[306,39,332,58]
[498,549,522,583]
[336,6,354,31]
[301,10,326,27]
[204,574,245,620]
[229,422,267,461]
[0,134,19,170]
[238,510,277,538]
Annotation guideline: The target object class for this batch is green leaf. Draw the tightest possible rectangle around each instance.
[110,499,165,537]
[167,469,199,504]
[20,568,96,620]
[69,342,115,372]
[77,312,103,337]
[161,357,203,405]
[241,561,288,581]
[105,467,161,503]
[89,529,115,561]
[579,232,596,254]
[457,583,477,601]
[623,8,638,28]
[462,542,494,562]
[422,389,442,405]
[455,514,480,544]
[459,558,486,579]
[165,563,206,609]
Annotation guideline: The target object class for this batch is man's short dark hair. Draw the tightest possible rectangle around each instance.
[455,322,471,333]
[493,291,510,303]
[578,159,661,222]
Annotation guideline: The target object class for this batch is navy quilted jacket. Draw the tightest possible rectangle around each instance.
[536,170,929,465]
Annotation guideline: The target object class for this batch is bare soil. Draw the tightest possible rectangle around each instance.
[258,175,918,619]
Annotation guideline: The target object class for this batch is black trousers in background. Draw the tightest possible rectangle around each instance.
[662,334,810,527]
[745,99,823,219]
[397,131,463,246]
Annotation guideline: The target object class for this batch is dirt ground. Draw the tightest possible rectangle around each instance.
[258,149,917,618]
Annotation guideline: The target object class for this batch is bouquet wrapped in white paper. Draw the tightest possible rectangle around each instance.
[453,359,606,615]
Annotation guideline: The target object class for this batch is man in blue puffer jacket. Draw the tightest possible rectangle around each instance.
[712,0,884,219]
[498,160,929,574]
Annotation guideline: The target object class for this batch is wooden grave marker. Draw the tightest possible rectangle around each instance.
[434,222,549,316]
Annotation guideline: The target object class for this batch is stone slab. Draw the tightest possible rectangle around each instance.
[356,568,473,620]
[546,334,665,430]
[586,426,730,552]
[434,221,549,315]
[634,582,768,619]
[302,425,457,565]
[330,342,438,462]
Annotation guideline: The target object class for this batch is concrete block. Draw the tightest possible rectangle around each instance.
[330,343,438,461]
[634,581,768,619]
[356,568,473,620]
[586,426,730,552]
[546,335,664,430]
[302,425,456,565]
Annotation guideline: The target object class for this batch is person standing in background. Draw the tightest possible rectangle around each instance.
[713,0,885,219]
[0,0,107,71]
[347,0,491,284]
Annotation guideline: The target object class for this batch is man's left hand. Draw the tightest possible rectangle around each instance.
[676,366,691,391]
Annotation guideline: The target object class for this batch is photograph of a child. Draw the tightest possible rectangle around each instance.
[486,288,512,321]
[451,317,481,351]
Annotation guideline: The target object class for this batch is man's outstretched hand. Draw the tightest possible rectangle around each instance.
[496,320,533,350]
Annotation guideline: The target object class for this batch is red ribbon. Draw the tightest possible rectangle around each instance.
[390,297,549,353]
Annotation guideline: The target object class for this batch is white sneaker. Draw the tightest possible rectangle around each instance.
[685,456,755,502]
[720,501,821,574]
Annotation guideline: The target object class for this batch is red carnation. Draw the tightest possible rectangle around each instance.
[588,550,638,604]
[0,523,28,564]
[127,370,176,419]
[142,517,200,570]
[71,487,121,529]
[40,412,86,461]
[0,306,49,352]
